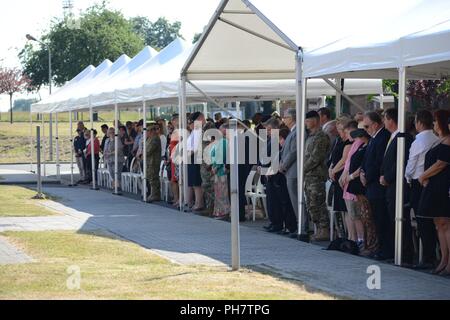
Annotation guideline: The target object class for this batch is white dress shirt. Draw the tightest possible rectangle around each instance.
[405,130,439,182]
[160,135,167,157]
[187,128,202,152]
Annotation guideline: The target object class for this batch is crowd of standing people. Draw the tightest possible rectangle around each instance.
[72,106,450,274]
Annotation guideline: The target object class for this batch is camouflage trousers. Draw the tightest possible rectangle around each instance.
[201,164,215,215]
[147,166,161,199]
[304,176,330,229]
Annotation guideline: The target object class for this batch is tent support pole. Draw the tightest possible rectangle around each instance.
[49,113,53,162]
[89,101,98,190]
[230,118,240,271]
[218,17,296,52]
[203,102,208,119]
[42,114,46,176]
[142,95,147,202]
[180,77,188,210]
[114,98,120,195]
[296,51,309,241]
[323,78,365,112]
[55,113,60,182]
[395,67,407,266]
[69,111,75,186]
[30,109,33,173]
[335,78,342,117]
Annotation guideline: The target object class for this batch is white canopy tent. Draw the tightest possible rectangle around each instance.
[302,0,450,266]
[32,38,383,113]
[31,64,96,114]
[181,0,450,268]
[304,0,450,79]
[30,35,383,212]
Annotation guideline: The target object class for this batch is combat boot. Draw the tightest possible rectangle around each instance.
[311,228,330,241]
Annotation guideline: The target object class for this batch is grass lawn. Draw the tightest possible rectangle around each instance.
[0,185,59,217]
[0,231,335,300]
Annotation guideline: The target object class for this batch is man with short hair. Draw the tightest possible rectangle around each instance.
[74,129,86,183]
[133,120,144,159]
[77,121,86,132]
[318,107,337,147]
[261,118,297,234]
[146,124,162,202]
[100,124,109,154]
[405,110,439,268]
[380,108,414,264]
[214,113,222,129]
[304,111,331,241]
[361,111,391,260]
[281,108,298,220]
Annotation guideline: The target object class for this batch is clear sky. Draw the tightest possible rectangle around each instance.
[0,0,221,110]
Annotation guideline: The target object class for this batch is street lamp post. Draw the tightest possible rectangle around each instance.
[26,34,53,161]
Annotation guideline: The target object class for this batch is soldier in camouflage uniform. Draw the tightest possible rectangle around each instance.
[146,124,162,202]
[304,111,331,241]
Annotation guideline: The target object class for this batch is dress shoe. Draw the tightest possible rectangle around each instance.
[412,262,435,270]
[288,231,300,239]
[370,253,385,261]
[263,224,273,230]
[267,226,283,233]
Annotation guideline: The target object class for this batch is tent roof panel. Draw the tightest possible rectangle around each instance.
[303,0,450,78]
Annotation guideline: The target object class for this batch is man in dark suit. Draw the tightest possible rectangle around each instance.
[261,118,297,234]
[237,122,253,222]
[380,108,414,265]
[360,111,391,260]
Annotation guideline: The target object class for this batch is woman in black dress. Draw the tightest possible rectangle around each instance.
[418,109,450,275]
[328,117,353,238]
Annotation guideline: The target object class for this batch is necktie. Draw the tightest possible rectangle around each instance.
[385,135,394,156]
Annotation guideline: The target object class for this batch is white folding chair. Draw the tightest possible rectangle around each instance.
[159,161,169,202]
[244,170,257,206]
[246,175,267,222]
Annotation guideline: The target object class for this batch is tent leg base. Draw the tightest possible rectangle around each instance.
[297,234,310,243]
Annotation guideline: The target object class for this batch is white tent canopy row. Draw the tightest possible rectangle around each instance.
[180,0,450,269]
[31,37,382,114]
[304,0,450,79]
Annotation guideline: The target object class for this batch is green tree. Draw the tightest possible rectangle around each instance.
[192,32,202,44]
[130,17,183,50]
[20,4,144,89]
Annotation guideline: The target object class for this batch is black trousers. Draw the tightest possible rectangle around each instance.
[411,179,437,263]
[370,197,392,258]
[238,164,251,221]
[266,173,297,231]
[86,155,99,183]
[386,184,414,263]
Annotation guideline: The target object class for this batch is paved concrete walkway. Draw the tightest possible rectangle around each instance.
[4,184,444,300]
[0,236,33,265]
